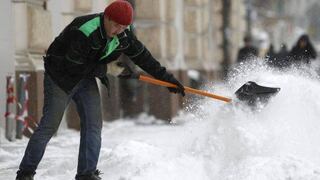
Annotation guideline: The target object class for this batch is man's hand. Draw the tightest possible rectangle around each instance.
[163,74,185,97]
[107,60,126,77]
[107,58,139,79]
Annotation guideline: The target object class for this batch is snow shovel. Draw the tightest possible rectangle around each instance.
[138,75,280,104]
[234,81,280,105]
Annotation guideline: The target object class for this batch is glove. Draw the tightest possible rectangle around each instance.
[107,58,139,79]
[162,74,185,97]
[106,60,126,77]
[116,61,139,79]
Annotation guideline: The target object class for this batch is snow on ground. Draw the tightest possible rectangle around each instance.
[2,60,320,179]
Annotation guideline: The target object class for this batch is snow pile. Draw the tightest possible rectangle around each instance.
[2,59,320,179]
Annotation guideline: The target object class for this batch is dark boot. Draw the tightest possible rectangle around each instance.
[16,170,35,180]
[75,170,102,180]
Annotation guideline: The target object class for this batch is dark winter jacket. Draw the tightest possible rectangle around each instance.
[289,34,317,65]
[45,13,171,93]
[274,45,289,68]
[236,46,258,63]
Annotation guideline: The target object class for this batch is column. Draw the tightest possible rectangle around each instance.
[135,0,181,121]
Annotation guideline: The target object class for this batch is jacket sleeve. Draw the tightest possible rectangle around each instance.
[122,29,170,80]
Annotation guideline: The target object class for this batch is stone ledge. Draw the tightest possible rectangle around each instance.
[74,0,92,13]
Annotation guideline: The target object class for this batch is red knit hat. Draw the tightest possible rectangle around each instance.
[104,0,133,26]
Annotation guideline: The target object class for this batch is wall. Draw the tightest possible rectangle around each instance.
[0,1,15,131]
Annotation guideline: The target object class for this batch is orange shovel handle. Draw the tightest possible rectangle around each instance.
[138,75,232,103]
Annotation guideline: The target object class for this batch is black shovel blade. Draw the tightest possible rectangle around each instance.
[235,81,280,105]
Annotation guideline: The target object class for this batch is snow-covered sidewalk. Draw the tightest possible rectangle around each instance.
[2,110,320,180]
[0,113,217,180]
[2,61,320,179]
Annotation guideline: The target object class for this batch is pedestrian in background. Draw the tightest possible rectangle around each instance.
[15,1,185,180]
[266,44,276,66]
[275,43,289,68]
[289,34,317,66]
[236,35,259,63]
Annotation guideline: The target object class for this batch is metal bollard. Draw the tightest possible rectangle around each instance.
[16,73,31,139]
[5,75,16,141]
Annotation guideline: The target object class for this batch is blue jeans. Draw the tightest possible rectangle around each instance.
[19,73,102,175]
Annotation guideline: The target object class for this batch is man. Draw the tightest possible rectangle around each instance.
[16,1,185,180]
[236,35,258,63]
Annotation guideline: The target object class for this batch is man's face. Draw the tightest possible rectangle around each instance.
[105,17,127,37]
[299,39,307,48]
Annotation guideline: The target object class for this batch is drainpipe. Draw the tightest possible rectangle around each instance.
[221,0,231,76]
